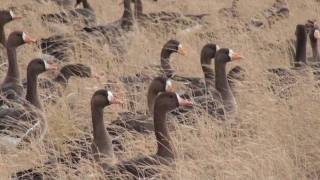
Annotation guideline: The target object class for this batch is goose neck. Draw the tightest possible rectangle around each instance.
[294,27,307,67]
[121,0,134,30]
[91,105,114,160]
[153,107,174,159]
[82,0,93,11]
[26,70,42,109]
[160,50,174,77]
[0,26,5,46]
[4,46,20,84]
[134,0,143,18]
[215,61,236,113]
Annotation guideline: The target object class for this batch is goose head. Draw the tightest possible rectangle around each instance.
[201,43,219,64]
[150,77,175,93]
[215,48,243,63]
[0,10,22,25]
[163,39,187,56]
[27,58,58,75]
[6,31,36,47]
[155,92,192,112]
[91,90,123,108]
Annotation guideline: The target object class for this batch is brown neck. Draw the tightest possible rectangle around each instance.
[147,85,163,114]
[121,0,134,30]
[294,25,307,67]
[215,61,236,113]
[26,70,42,109]
[153,106,174,159]
[91,104,114,162]
[82,0,93,11]
[4,45,20,84]
[134,0,143,18]
[309,29,320,62]
[0,26,5,46]
[201,53,215,89]
[160,49,174,78]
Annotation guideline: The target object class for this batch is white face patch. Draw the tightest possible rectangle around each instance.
[216,45,220,51]
[165,80,172,92]
[107,91,113,102]
[9,10,15,19]
[22,32,27,42]
[178,44,183,50]
[228,49,234,59]
[314,30,320,39]
[43,59,49,70]
[176,93,183,104]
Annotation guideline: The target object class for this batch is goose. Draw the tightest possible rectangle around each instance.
[0,58,57,148]
[186,47,243,118]
[0,31,36,100]
[213,48,242,115]
[90,89,192,178]
[133,0,209,34]
[0,10,22,67]
[80,0,135,58]
[41,0,96,27]
[22,63,99,103]
[39,0,135,62]
[268,24,308,98]
[110,76,174,134]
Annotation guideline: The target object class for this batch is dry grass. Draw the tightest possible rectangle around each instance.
[0,0,320,179]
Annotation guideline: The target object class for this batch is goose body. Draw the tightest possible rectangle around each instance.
[0,58,56,149]
[133,0,209,34]
[268,24,308,98]
[80,0,135,58]
[41,0,96,27]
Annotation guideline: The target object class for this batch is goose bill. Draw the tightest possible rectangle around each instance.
[10,10,22,20]
[231,52,243,61]
[177,44,187,56]
[22,32,36,43]
[111,96,123,104]
[44,60,58,71]
[107,91,123,104]
[176,93,193,107]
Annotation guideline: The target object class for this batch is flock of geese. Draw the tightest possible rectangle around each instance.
[0,0,318,179]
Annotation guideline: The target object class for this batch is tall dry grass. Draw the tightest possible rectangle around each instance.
[0,0,320,179]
